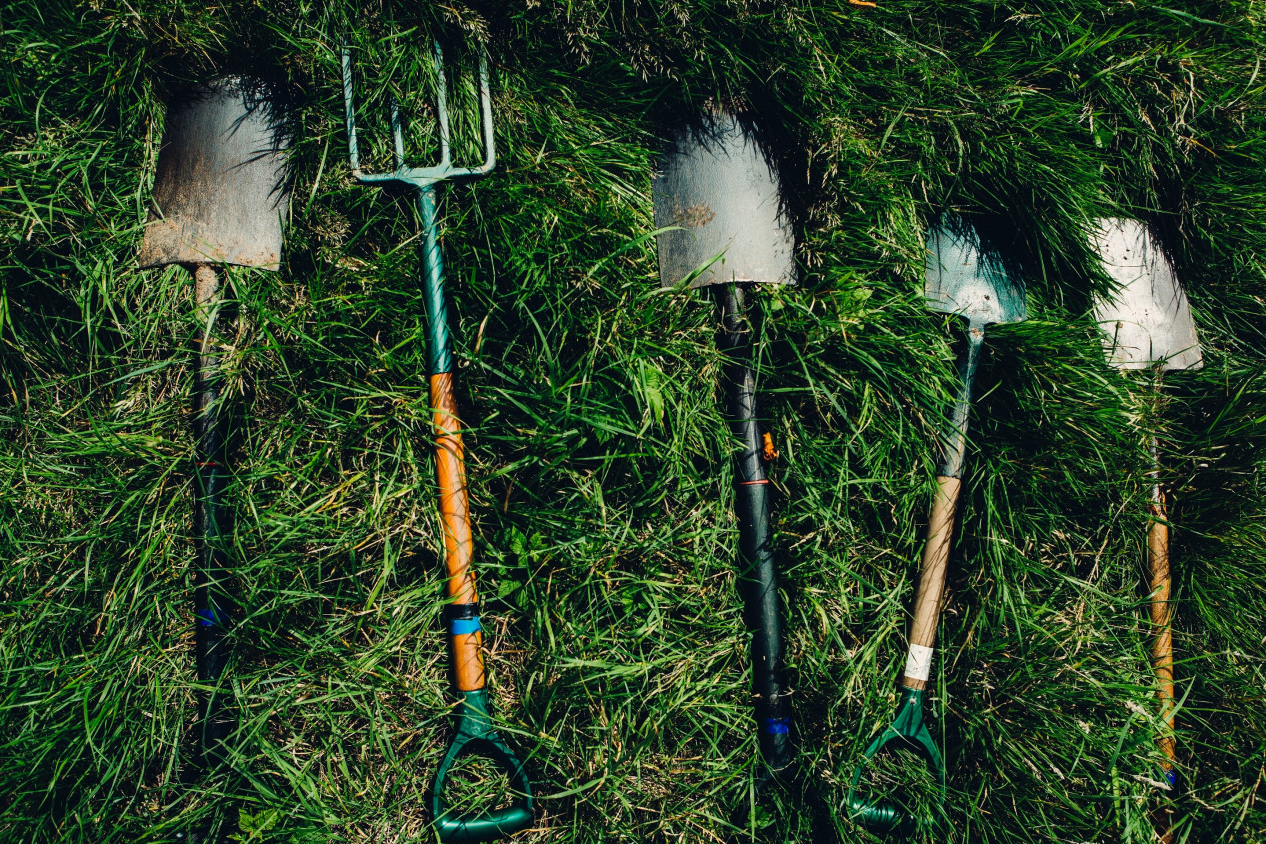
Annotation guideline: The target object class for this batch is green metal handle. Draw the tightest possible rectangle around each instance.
[431,690,534,843]
[847,688,946,834]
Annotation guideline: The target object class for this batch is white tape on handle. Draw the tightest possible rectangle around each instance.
[904,644,934,682]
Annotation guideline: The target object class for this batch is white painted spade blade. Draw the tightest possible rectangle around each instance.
[1091,218,1203,372]
[653,112,796,289]
[140,78,290,270]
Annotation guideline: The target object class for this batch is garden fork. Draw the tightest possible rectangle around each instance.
[342,40,533,843]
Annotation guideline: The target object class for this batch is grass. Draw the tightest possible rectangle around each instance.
[2,1,1266,842]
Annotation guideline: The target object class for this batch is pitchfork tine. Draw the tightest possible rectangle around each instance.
[390,97,405,171]
[433,42,452,167]
[341,44,361,174]
[341,39,495,186]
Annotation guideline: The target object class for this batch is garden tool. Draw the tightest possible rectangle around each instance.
[654,111,813,831]
[342,41,532,843]
[1090,217,1202,805]
[848,218,1026,832]
[138,77,290,773]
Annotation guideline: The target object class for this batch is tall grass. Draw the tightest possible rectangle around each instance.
[1,2,1264,842]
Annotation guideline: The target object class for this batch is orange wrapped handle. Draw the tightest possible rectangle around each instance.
[432,372,484,692]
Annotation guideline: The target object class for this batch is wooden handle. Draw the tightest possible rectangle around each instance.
[431,372,484,692]
[1149,498,1176,768]
[902,475,961,690]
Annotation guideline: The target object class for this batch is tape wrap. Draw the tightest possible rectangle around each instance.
[904,644,935,682]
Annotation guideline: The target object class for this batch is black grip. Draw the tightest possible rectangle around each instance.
[717,284,791,773]
[193,323,233,768]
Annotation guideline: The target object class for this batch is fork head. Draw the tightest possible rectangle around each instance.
[342,40,496,191]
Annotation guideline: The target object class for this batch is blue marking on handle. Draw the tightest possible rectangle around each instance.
[1166,768,1177,786]
[763,717,790,735]
[197,609,217,628]
[450,617,481,636]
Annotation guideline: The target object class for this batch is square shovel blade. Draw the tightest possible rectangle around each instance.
[653,112,796,289]
[924,218,1026,328]
[139,78,290,270]
[1090,218,1202,372]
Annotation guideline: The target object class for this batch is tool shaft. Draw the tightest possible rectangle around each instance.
[419,186,484,693]
[192,264,232,764]
[718,284,790,770]
[936,325,984,478]
[1147,436,1176,768]
[902,325,982,690]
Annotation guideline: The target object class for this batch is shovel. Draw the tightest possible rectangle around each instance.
[848,217,1026,832]
[1090,217,1202,838]
[342,41,532,844]
[654,111,813,829]
[138,78,290,774]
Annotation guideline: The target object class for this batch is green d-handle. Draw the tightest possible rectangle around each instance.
[847,688,946,834]
[431,690,534,843]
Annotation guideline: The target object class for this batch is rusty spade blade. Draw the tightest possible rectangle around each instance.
[137,78,289,796]
[140,78,290,269]
[653,111,795,289]
[1090,217,1203,372]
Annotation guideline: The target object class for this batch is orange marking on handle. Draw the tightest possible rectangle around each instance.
[1148,498,1176,768]
[431,372,485,692]
[451,630,485,692]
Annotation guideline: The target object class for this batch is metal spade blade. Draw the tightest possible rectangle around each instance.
[139,78,290,270]
[925,219,1026,330]
[1090,218,1203,372]
[653,111,796,288]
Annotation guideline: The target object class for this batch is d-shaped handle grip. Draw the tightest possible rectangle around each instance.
[435,806,534,844]
[431,690,534,843]
[847,688,945,834]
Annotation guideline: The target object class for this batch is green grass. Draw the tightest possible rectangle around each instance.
[3,1,1266,842]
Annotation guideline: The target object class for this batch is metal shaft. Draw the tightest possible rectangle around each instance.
[936,324,985,479]
[418,186,484,694]
[192,264,232,768]
[1147,434,1177,774]
[718,283,790,772]
[901,324,983,691]
[421,186,455,377]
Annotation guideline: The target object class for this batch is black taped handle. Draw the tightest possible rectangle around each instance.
[192,272,233,769]
[718,283,792,772]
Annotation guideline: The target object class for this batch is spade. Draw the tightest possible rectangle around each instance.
[848,217,1026,833]
[1091,217,1203,842]
[654,111,819,831]
[139,78,290,777]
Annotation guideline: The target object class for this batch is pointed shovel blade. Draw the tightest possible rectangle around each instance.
[653,112,796,289]
[1090,218,1202,372]
[139,78,290,270]
[924,217,1026,328]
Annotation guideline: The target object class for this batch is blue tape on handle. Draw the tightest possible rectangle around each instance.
[763,717,790,735]
[450,617,482,636]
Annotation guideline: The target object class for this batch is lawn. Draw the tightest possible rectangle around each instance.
[1,2,1264,842]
